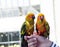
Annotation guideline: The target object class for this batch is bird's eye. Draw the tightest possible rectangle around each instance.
[40,16,41,18]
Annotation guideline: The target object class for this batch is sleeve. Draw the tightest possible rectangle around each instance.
[50,42,59,47]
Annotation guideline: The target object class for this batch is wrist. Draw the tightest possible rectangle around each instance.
[44,39,52,47]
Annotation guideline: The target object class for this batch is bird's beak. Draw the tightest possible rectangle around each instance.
[32,16,35,19]
[40,16,44,21]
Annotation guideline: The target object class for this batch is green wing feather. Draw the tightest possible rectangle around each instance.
[20,22,28,47]
[44,22,50,38]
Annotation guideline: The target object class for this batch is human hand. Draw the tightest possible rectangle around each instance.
[24,34,52,47]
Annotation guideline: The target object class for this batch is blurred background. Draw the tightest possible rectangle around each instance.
[0,0,60,47]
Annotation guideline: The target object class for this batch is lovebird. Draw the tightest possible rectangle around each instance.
[36,13,50,38]
[21,12,35,47]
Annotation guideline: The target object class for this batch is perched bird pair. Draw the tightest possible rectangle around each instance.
[20,13,50,47]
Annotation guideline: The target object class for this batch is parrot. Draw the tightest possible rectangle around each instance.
[36,13,50,38]
[20,12,35,47]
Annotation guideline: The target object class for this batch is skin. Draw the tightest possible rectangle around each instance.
[24,34,52,47]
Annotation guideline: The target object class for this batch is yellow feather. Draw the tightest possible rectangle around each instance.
[21,30,25,35]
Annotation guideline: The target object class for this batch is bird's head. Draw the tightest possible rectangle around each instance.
[38,13,44,21]
[26,12,35,22]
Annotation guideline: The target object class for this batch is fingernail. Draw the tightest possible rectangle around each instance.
[24,36,27,40]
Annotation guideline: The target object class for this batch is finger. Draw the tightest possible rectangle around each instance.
[24,35,34,40]
[27,38,37,43]
[27,35,34,38]
[28,44,37,47]
[28,41,37,46]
